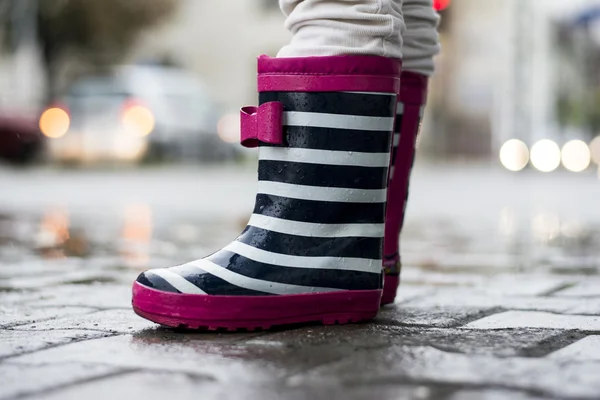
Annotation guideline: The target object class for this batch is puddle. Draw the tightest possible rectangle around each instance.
[0,198,598,289]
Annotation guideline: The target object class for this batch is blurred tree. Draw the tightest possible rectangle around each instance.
[556,95,585,129]
[36,0,178,96]
[555,19,600,137]
[590,89,600,134]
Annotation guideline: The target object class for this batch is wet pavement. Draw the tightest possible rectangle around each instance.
[1,164,600,399]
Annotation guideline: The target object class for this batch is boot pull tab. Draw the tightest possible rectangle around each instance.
[240,102,284,148]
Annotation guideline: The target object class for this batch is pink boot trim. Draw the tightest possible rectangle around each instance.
[132,282,382,330]
[383,71,429,306]
[257,55,401,93]
[381,275,400,306]
[381,255,401,305]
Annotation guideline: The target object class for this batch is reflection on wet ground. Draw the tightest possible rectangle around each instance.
[0,165,598,290]
[0,207,243,290]
[401,209,599,277]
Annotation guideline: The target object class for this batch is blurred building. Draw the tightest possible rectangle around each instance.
[135,0,290,111]
[0,0,45,114]
[423,0,600,159]
[135,0,600,159]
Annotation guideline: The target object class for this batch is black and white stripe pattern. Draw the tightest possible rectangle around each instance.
[389,103,425,180]
[384,101,426,266]
[139,91,397,295]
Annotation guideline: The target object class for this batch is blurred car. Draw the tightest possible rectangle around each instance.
[41,65,235,164]
[0,114,45,165]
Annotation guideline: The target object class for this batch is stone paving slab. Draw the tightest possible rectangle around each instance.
[393,285,436,303]
[551,279,600,298]
[0,259,82,279]
[244,324,571,358]
[0,362,126,400]
[376,306,498,328]
[25,371,456,400]
[0,329,110,359]
[396,328,571,357]
[291,345,600,399]
[547,336,600,361]
[30,375,554,400]
[464,311,600,331]
[404,288,600,315]
[476,276,575,297]
[402,251,520,271]
[401,271,572,297]
[0,306,95,328]
[8,322,592,398]
[7,334,299,383]
[446,389,550,400]
[12,283,133,309]
[11,309,156,334]
[0,269,126,290]
[27,371,219,400]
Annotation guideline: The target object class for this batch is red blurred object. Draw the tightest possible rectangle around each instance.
[121,97,145,113]
[433,0,451,11]
[0,114,45,164]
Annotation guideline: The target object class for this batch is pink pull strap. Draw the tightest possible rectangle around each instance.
[240,101,284,148]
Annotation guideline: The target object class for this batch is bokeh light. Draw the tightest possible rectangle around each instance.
[530,139,561,172]
[217,113,240,143]
[499,139,529,172]
[589,136,600,165]
[561,140,591,172]
[114,134,147,161]
[122,105,155,137]
[39,108,70,138]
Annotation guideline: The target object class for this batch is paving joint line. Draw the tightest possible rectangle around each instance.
[0,310,102,330]
[0,332,121,362]
[342,376,565,400]
[13,367,139,400]
[539,282,579,296]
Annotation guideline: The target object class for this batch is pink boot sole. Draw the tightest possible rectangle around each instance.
[380,275,399,306]
[132,282,382,331]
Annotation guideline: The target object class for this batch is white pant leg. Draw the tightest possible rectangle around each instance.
[278,0,405,59]
[400,0,440,76]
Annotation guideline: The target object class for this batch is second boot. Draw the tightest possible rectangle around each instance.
[382,71,429,306]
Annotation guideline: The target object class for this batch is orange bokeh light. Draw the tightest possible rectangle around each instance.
[39,107,70,138]
[122,105,155,137]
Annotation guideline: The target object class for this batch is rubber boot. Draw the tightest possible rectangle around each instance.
[381,71,428,306]
[132,55,401,330]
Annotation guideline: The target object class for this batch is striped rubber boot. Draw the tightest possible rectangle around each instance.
[132,55,401,330]
[381,71,428,306]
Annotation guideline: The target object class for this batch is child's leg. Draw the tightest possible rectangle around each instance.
[278,0,405,58]
[401,0,440,76]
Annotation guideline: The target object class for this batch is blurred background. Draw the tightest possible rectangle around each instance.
[1,0,600,168]
[1,0,600,285]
